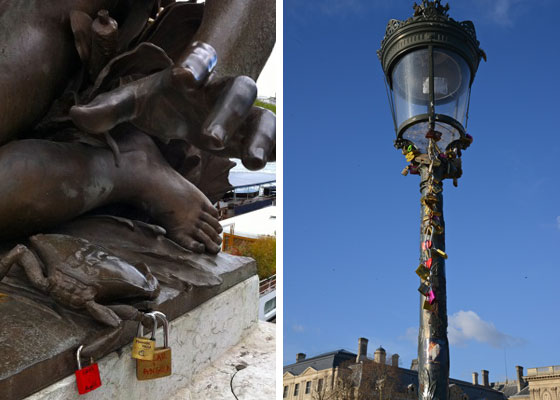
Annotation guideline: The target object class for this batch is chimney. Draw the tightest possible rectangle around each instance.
[296,353,306,362]
[374,346,386,365]
[356,337,368,363]
[472,372,479,385]
[392,354,399,367]
[481,370,489,387]
[516,366,525,392]
[410,359,418,371]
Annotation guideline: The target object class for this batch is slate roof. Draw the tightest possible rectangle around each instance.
[283,349,357,376]
[491,381,524,398]
[395,368,507,400]
[510,385,530,398]
[284,351,506,400]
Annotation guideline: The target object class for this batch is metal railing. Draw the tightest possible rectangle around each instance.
[259,274,276,296]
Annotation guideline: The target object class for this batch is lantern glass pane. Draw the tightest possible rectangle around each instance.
[403,121,461,153]
[433,48,471,125]
[391,48,430,128]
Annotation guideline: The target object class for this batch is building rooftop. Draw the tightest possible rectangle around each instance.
[283,349,357,376]
[526,365,560,377]
[491,381,522,398]
[510,385,530,398]
[220,205,276,238]
[284,348,506,400]
[395,367,506,400]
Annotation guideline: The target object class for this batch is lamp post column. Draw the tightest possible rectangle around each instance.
[417,161,449,400]
[377,2,484,398]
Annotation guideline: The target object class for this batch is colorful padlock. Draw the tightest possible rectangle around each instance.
[75,345,102,395]
[418,282,431,296]
[433,248,448,259]
[415,264,430,280]
[136,311,172,381]
[427,289,436,304]
[132,312,157,360]
[422,299,433,311]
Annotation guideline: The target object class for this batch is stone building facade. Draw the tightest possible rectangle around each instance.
[523,366,560,400]
[489,365,560,399]
[283,337,506,400]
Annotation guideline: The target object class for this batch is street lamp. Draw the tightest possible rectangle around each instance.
[378,1,485,399]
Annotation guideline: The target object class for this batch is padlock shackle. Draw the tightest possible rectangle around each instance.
[151,311,169,348]
[76,345,83,370]
[137,312,158,340]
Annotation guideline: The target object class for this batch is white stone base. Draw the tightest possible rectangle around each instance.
[170,321,275,400]
[27,275,259,400]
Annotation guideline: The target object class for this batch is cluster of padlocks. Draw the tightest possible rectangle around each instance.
[74,311,171,395]
[401,136,450,313]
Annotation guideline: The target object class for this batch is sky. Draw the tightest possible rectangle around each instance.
[283,0,560,385]
[258,44,278,98]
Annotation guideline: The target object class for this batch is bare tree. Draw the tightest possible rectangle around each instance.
[311,364,359,400]
[311,358,409,400]
[357,359,404,400]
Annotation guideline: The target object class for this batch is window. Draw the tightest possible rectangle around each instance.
[305,381,311,394]
[283,386,289,398]
[294,383,299,396]
[264,297,276,314]
[318,378,323,393]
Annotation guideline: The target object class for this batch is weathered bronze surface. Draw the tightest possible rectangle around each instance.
[0,0,274,397]
[0,216,256,399]
[0,0,275,251]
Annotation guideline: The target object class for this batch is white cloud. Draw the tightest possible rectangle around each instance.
[449,310,524,348]
[399,326,418,344]
[401,311,524,349]
[493,0,515,25]
[292,324,305,333]
[471,0,530,27]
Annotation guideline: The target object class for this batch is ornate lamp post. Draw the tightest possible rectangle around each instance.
[378,1,484,399]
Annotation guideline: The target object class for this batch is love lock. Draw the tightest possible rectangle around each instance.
[75,344,102,395]
[425,129,442,141]
[136,311,172,381]
[415,264,430,280]
[132,313,157,361]
[414,154,441,166]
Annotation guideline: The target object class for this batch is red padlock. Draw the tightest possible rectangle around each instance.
[422,240,433,251]
[75,345,102,395]
[425,258,433,269]
[425,129,442,141]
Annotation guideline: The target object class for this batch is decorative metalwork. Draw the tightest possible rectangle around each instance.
[378,0,481,60]
[413,0,449,18]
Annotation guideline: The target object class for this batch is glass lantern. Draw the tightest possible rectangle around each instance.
[378,1,485,153]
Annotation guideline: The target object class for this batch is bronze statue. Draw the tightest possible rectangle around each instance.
[0,0,275,361]
[0,0,275,254]
[0,233,160,327]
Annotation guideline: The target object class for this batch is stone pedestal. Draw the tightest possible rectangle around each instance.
[170,320,276,400]
[0,216,258,400]
[24,276,259,400]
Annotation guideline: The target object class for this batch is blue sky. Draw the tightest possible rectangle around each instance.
[283,0,560,384]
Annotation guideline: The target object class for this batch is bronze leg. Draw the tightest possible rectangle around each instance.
[0,131,222,253]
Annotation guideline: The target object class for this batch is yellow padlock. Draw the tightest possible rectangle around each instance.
[132,313,157,361]
[415,264,430,280]
[136,311,172,381]
[433,248,448,259]
[423,299,433,311]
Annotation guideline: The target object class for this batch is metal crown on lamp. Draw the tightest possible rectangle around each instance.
[378,0,485,153]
